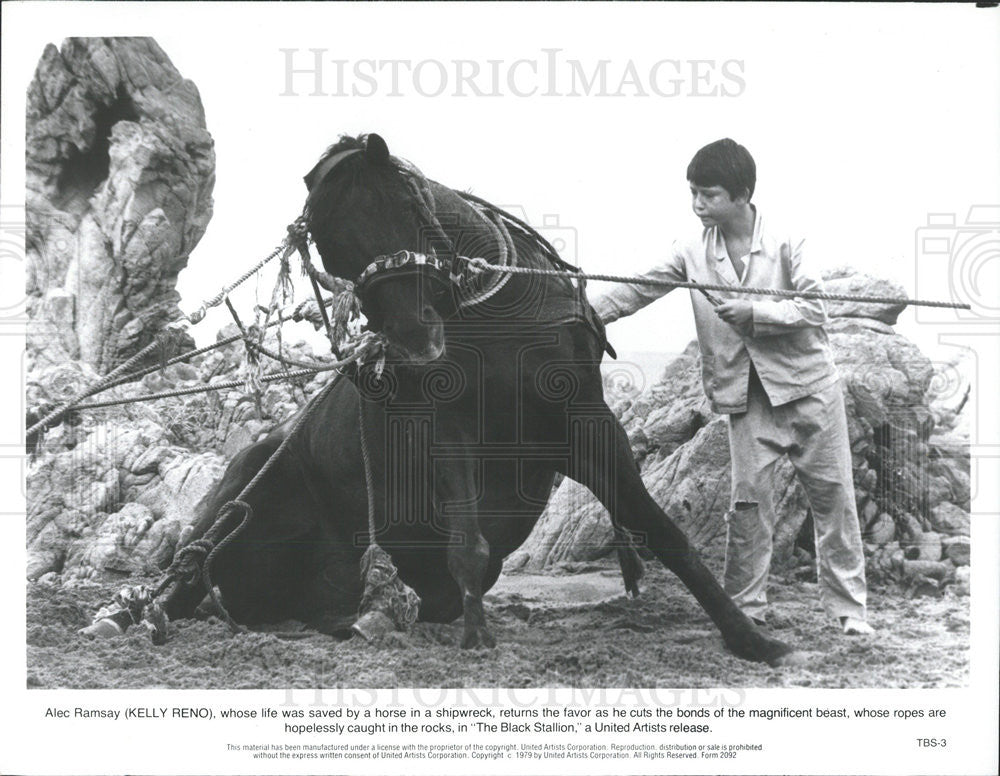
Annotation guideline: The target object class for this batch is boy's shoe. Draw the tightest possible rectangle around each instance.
[750,616,768,628]
[840,616,875,635]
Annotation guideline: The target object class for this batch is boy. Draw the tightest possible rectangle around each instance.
[592,138,873,635]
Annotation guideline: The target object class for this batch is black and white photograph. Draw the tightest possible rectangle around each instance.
[1,2,998,775]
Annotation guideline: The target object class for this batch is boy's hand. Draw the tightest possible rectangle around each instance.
[715,300,754,335]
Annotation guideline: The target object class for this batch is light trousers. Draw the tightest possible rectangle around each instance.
[725,368,867,622]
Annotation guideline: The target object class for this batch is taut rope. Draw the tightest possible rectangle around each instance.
[70,339,381,411]
[459,260,972,310]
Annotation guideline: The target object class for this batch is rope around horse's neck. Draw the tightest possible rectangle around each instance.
[455,202,516,309]
[461,260,971,310]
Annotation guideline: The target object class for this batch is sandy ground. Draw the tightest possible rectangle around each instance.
[26,561,969,689]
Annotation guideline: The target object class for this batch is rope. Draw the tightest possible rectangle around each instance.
[251,340,359,372]
[358,393,378,546]
[185,240,294,325]
[97,295,338,396]
[460,259,971,310]
[26,334,177,440]
[71,369,322,410]
[69,337,384,411]
[352,368,422,636]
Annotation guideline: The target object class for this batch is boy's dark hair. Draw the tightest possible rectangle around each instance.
[686,138,756,201]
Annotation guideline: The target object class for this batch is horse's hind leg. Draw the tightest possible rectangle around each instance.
[160,436,284,623]
[562,409,797,666]
[612,526,645,598]
[436,457,495,649]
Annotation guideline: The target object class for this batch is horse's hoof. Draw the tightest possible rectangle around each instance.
[143,603,169,646]
[352,610,394,643]
[460,628,497,650]
[79,618,125,639]
[769,649,810,668]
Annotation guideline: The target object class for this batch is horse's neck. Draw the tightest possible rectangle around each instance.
[427,181,580,317]
[426,183,498,258]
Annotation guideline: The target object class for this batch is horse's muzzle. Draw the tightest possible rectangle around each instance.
[385,325,445,364]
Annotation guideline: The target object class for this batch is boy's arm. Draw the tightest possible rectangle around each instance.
[589,245,687,324]
[750,238,828,336]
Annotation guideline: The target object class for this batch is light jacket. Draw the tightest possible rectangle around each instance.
[591,210,838,414]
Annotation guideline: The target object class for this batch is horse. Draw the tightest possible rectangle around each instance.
[160,133,798,665]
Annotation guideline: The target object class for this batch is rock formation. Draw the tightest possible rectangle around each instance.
[25,36,221,584]
[26,37,214,372]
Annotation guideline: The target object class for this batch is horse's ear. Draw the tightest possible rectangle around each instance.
[365,134,390,165]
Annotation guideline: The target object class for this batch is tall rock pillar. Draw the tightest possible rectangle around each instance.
[26,37,215,372]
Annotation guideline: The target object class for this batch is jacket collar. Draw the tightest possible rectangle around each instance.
[712,206,761,261]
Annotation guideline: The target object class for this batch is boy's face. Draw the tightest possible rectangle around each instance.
[689,182,748,226]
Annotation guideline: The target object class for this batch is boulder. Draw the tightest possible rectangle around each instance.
[953,566,970,596]
[505,479,617,572]
[905,530,943,562]
[942,535,970,567]
[62,503,157,583]
[821,267,909,325]
[928,502,971,536]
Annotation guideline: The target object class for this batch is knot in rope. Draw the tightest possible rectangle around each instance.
[168,539,214,585]
[465,257,491,272]
[286,216,310,247]
[244,324,263,366]
[330,287,362,348]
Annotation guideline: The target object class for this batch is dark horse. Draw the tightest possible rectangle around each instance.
[162,134,797,665]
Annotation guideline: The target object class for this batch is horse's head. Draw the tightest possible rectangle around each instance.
[304,134,453,364]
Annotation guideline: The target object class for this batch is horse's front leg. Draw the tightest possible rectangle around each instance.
[434,456,494,649]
